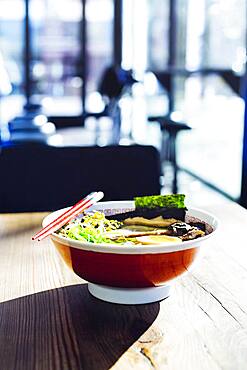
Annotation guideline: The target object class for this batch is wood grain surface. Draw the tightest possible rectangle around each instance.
[0,201,247,369]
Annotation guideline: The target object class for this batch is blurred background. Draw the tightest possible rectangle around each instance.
[0,0,247,211]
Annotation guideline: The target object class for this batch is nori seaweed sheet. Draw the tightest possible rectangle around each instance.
[106,207,187,222]
[134,194,186,209]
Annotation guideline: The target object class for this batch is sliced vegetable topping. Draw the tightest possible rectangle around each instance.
[57,211,123,244]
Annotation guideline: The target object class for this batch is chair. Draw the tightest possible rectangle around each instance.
[148,71,191,193]
[148,115,191,193]
[84,66,136,144]
[0,143,161,212]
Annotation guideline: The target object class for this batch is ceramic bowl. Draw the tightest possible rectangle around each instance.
[43,201,218,304]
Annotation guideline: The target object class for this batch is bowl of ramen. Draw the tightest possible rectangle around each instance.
[43,194,218,304]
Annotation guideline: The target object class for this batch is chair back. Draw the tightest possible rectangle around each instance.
[0,144,161,212]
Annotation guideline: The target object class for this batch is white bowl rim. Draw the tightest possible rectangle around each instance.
[43,201,219,255]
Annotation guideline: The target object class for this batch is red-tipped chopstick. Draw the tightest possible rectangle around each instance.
[32,191,104,241]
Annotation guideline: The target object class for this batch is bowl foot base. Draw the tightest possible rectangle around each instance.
[88,283,171,304]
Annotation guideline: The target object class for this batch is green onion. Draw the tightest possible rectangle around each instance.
[57,211,127,244]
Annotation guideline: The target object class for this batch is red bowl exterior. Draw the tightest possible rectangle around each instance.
[52,239,199,288]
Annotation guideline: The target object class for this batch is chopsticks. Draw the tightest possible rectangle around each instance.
[32,191,104,241]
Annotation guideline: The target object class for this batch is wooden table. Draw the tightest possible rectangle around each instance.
[1,200,247,370]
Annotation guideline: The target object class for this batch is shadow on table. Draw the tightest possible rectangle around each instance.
[0,284,160,370]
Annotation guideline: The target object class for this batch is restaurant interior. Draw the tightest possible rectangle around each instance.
[1,1,247,369]
[0,0,246,211]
